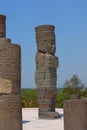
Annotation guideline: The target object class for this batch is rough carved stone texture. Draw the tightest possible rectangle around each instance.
[0,14,6,37]
[37,87,56,114]
[36,53,58,69]
[37,87,56,100]
[35,25,55,55]
[0,38,11,43]
[0,39,21,93]
[35,25,60,119]
[35,68,57,87]
[64,99,87,130]
[0,14,22,130]
[0,94,22,130]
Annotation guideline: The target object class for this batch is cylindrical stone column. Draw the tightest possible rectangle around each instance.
[35,25,60,119]
[0,94,22,130]
[0,14,6,37]
[0,14,22,130]
[64,99,87,130]
[0,38,21,94]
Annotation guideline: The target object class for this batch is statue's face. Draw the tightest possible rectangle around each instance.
[44,39,56,55]
[37,38,56,55]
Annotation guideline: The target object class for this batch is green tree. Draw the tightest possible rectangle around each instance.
[63,75,85,98]
[63,74,84,89]
[56,91,70,108]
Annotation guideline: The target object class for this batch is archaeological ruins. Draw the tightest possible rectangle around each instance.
[35,25,60,119]
[0,14,22,130]
[1,13,87,130]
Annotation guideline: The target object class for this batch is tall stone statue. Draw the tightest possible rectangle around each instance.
[0,14,22,130]
[35,25,60,119]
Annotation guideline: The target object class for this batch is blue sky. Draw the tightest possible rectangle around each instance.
[0,0,87,88]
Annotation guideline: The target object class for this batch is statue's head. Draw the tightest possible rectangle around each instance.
[35,25,56,55]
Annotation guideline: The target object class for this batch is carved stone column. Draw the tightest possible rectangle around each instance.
[0,14,22,130]
[35,25,60,119]
[0,14,6,37]
[64,99,87,130]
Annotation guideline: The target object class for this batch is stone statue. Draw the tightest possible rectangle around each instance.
[0,14,22,130]
[0,14,6,37]
[35,25,60,119]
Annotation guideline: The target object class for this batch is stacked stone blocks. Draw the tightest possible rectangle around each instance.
[35,25,60,119]
[0,14,22,130]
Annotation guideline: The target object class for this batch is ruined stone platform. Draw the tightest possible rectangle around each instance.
[22,108,64,130]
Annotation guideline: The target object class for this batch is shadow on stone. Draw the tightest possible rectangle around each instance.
[60,113,64,118]
[39,111,61,119]
[22,120,30,124]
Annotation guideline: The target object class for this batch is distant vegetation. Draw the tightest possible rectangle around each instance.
[21,89,38,107]
[21,74,87,108]
[21,88,87,108]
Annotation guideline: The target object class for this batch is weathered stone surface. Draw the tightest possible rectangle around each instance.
[0,14,6,37]
[35,53,45,68]
[0,38,11,43]
[0,40,21,93]
[37,87,56,99]
[37,87,56,116]
[35,68,57,87]
[35,25,56,55]
[0,93,21,101]
[64,99,87,130]
[39,111,60,119]
[35,25,55,32]
[0,14,22,130]
[36,53,58,69]
[35,25,60,119]
[0,94,22,130]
